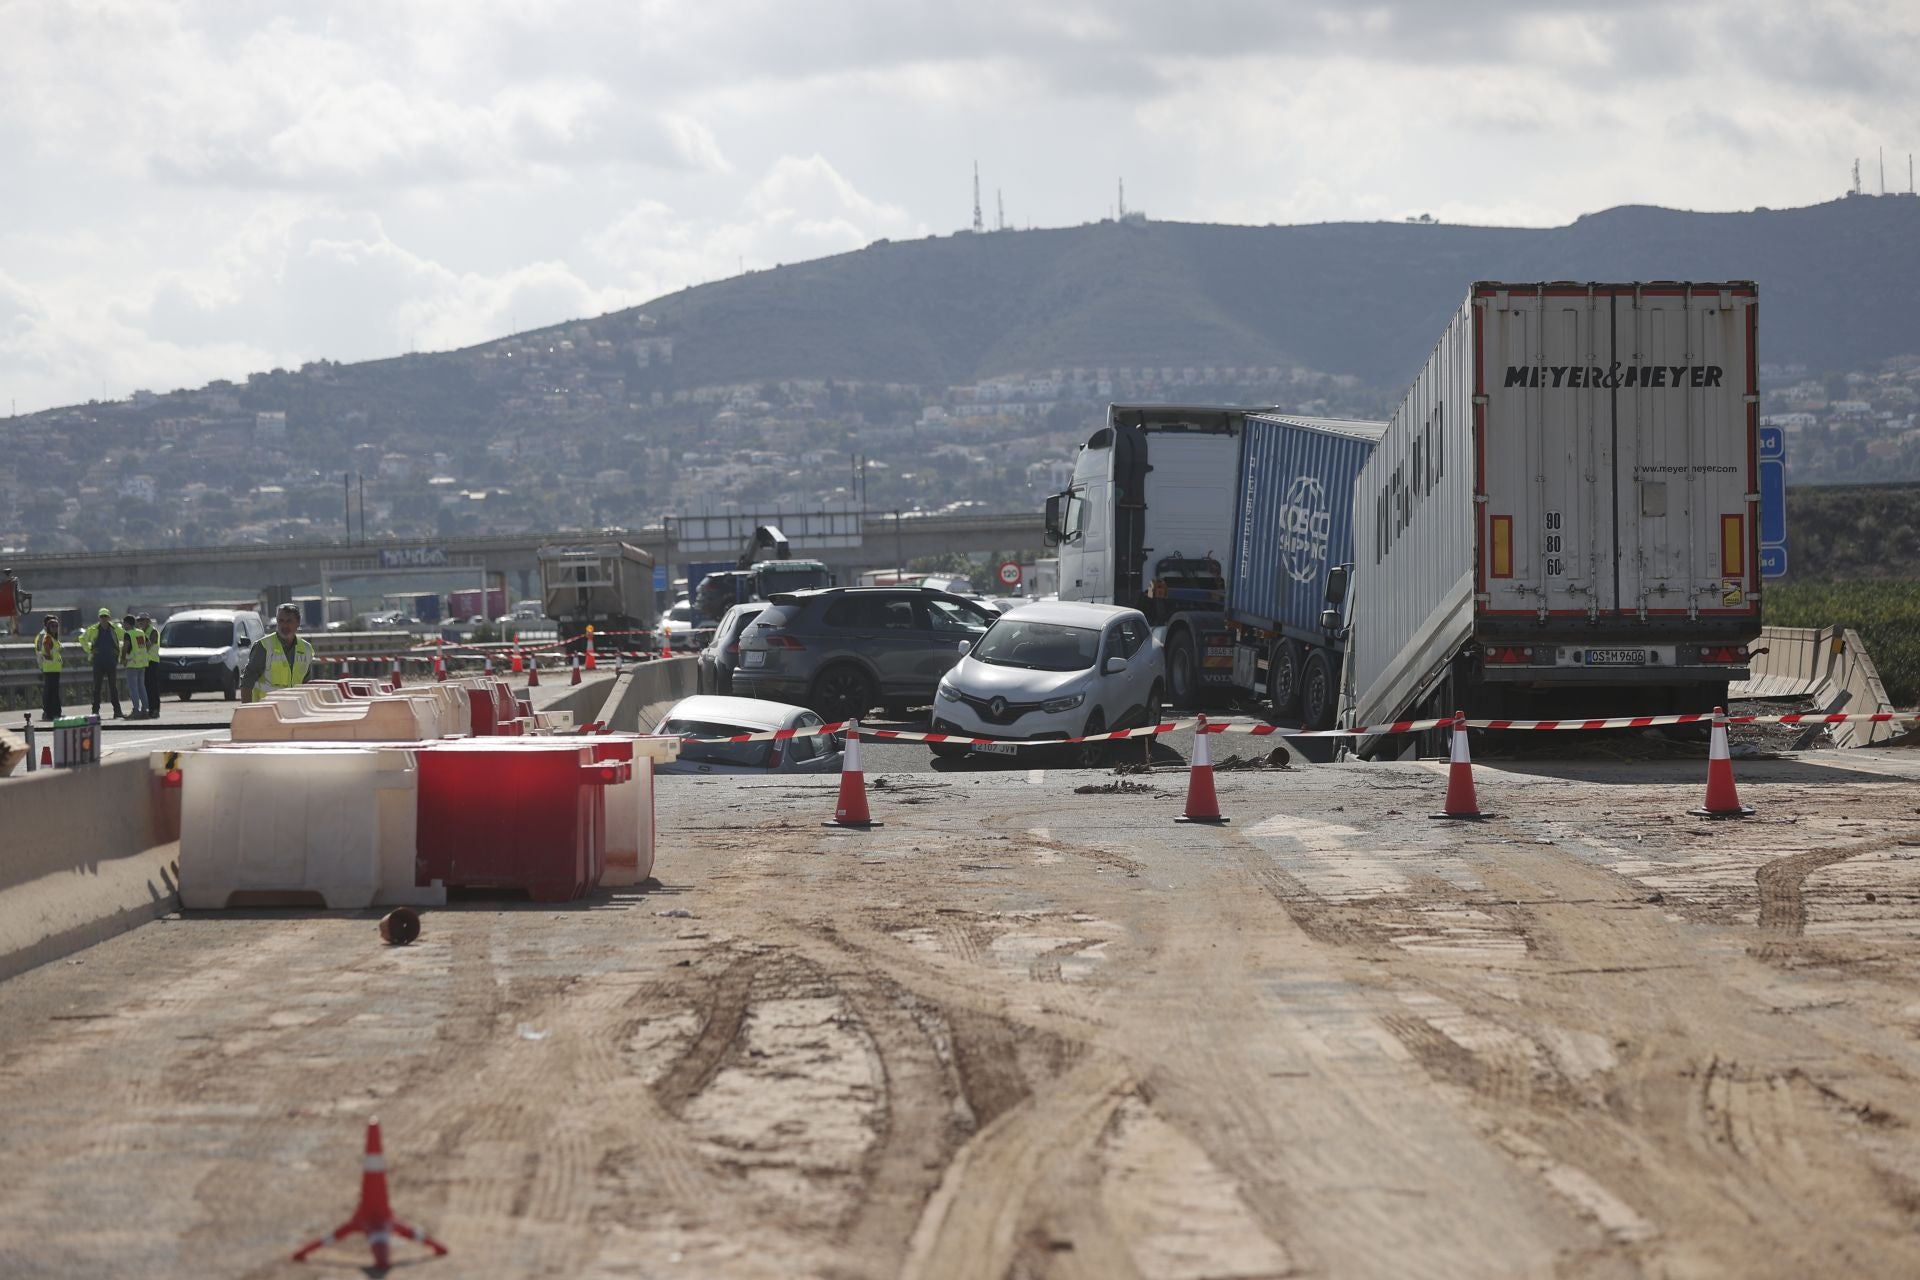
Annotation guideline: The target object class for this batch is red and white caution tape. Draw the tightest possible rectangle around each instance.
[674,709,1920,748]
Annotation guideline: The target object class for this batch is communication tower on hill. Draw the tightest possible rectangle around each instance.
[996,189,1005,232]
[972,162,984,233]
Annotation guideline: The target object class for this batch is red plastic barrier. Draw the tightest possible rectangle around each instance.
[414,741,625,901]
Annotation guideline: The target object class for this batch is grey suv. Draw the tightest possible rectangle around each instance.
[732,587,994,722]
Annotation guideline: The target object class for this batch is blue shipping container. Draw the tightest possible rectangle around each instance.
[1227,415,1388,636]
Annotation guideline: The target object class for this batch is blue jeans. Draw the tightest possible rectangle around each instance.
[127,668,149,716]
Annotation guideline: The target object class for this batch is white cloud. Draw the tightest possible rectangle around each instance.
[0,1,1914,411]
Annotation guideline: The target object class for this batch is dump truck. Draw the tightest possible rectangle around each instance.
[1335,281,1764,750]
[538,541,660,654]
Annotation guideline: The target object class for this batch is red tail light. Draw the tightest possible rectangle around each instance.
[1485,646,1534,665]
[1701,646,1746,664]
[725,642,740,657]
[763,634,805,650]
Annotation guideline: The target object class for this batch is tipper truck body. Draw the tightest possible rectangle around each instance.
[1340,281,1763,745]
[538,541,660,653]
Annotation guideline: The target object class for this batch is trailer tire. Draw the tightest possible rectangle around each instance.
[1300,650,1336,731]
[1166,630,1199,709]
[1267,639,1302,719]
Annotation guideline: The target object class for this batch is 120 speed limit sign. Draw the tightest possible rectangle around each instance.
[996,560,1022,589]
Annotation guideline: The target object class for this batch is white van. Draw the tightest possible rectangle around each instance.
[155,609,265,701]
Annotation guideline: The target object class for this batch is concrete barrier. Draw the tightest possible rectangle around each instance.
[596,657,699,733]
[0,756,177,982]
[1732,625,1899,748]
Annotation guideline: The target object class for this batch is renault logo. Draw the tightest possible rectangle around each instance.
[989,696,1007,717]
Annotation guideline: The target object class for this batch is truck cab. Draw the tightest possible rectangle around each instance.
[1045,405,1268,622]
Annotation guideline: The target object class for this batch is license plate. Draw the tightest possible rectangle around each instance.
[741,651,765,667]
[1585,648,1647,666]
[168,671,197,681]
[972,741,1018,756]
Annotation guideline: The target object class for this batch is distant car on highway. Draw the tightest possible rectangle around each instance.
[931,600,1164,767]
[697,602,767,695]
[651,695,843,776]
[732,586,995,722]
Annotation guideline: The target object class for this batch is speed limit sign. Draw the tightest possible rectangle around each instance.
[996,560,1022,589]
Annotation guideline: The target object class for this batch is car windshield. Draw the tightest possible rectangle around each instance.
[668,604,693,623]
[968,620,1099,671]
[160,619,233,648]
[659,718,774,768]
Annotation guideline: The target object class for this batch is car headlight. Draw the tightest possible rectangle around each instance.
[1041,691,1085,713]
[937,681,961,702]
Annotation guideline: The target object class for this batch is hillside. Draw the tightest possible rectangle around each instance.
[579,195,1920,391]
[8,195,1920,557]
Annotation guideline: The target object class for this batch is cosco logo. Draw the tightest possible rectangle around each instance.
[1279,475,1331,583]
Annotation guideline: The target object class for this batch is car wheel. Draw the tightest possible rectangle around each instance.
[1267,638,1302,719]
[810,664,877,724]
[178,691,193,702]
[1142,680,1165,731]
[1065,711,1109,769]
[221,669,238,702]
[1166,630,1197,708]
[1300,649,1337,731]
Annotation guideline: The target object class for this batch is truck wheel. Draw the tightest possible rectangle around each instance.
[1166,631,1198,709]
[1300,650,1336,731]
[1267,639,1302,719]
[810,665,876,724]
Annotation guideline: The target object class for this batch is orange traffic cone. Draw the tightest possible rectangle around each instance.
[1431,711,1492,820]
[40,745,53,768]
[569,653,582,686]
[1175,715,1229,824]
[585,631,597,671]
[511,646,523,674]
[824,720,882,828]
[660,635,672,659]
[292,1118,447,1269]
[526,653,540,687]
[390,655,403,688]
[1692,706,1754,818]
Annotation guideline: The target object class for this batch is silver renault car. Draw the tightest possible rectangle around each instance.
[929,600,1164,766]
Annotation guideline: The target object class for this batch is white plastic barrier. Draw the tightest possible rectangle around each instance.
[600,737,682,886]
[231,696,436,742]
[177,746,443,909]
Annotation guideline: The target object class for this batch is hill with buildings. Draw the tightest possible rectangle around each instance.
[3,195,1919,556]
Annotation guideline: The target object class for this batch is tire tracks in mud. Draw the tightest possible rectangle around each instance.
[1754,839,1896,937]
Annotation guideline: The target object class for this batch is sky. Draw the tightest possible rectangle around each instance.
[1,0,1915,414]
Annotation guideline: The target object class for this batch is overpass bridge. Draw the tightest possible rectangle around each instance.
[5,511,1048,605]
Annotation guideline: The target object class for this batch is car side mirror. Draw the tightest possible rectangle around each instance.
[956,639,971,653]
[1103,656,1128,675]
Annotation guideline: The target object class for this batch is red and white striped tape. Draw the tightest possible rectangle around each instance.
[675,710,1920,748]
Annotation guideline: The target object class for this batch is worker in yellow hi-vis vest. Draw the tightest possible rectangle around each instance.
[34,614,65,721]
[240,603,314,701]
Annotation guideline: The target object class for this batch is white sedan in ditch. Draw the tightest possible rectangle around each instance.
[651,695,844,775]
[928,601,1165,766]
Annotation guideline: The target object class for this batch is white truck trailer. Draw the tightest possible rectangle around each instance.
[1337,281,1763,745]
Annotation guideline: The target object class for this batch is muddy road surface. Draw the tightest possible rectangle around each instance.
[3,750,1920,1277]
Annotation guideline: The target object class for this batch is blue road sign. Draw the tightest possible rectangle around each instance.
[1757,426,1787,578]
[653,565,668,592]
